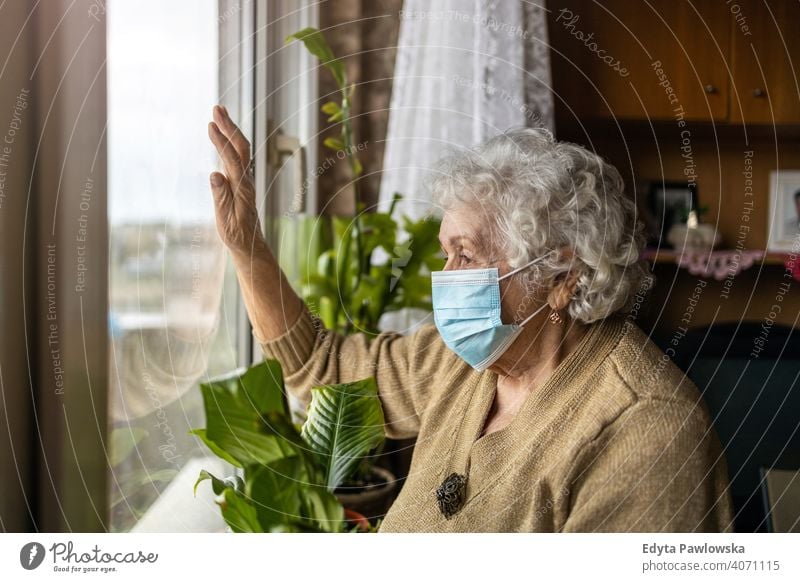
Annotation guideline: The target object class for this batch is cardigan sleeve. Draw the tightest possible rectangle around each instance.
[561,398,735,533]
[257,303,444,440]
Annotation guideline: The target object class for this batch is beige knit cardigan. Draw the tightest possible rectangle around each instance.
[259,304,735,532]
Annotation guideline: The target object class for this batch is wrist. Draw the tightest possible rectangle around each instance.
[229,237,270,267]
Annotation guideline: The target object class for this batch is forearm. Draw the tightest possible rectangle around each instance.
[230,242,304,343]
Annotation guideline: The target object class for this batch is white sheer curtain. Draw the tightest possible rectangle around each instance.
[378,0,554,220]
[376,0,554,333]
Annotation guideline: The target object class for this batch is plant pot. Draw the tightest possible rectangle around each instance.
[334,465,397,521]
[343,508,371,532]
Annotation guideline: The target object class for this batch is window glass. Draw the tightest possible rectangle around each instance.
[107,0,239,532]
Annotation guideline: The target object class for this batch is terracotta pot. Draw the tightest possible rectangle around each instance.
[343,508,371,532]
[334,465,397,520]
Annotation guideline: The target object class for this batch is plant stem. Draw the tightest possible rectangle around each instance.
[340,86,370,326]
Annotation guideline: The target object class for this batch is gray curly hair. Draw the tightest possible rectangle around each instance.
[428,127,653,324]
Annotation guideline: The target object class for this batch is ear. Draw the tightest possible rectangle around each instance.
[546,248,579,311]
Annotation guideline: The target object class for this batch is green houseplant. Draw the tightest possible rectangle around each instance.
[276,27,444,515]
[282,27,444,336]
[192,359,385,532]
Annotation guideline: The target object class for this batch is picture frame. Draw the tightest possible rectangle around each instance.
[768,170,800,252]
[647,181,699,248]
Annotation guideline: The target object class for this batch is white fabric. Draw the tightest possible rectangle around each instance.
[378,0,554,220]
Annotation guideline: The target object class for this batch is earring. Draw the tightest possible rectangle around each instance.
[549,310,563,325]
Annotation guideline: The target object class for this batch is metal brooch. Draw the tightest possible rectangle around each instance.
[436,472,467,518]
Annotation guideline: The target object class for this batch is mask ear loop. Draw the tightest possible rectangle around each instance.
[497,249,558,281]
[497,249,557,306]
[500,250,559,326]
[516,299,550,328]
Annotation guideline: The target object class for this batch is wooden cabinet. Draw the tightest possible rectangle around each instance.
[730,0,800,124]
[549,0,800,125]
[548,0,731,121]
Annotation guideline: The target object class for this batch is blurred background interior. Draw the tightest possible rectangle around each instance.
[0,0,798,533]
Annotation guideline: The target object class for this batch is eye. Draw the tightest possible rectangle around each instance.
[460,253,473,265]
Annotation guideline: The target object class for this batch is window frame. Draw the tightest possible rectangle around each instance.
[20,0,319,533]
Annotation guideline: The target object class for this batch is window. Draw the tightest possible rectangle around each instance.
[0,0,316,533]
[106,0,249,532]
[103,0,316,532]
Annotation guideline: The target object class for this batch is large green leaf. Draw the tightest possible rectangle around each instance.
[193,469,244,497]
[285,27,346,89]
[300,484,345,532]
[194,468,262,533]
[194,360,299,467]
[246,457,306,531]
[276,214,326,293]
[300,377,385,491]
[350,269,389,331]
[401,215,444,277]
[361,211,397,257]
[386,216,443,311]
[261,411,324,485]
[246,454,343,533]
[318,295,337,330]
[332,216,357,298]
[219,487,264,533]
[195,412,344,533]
[188,428,242,468]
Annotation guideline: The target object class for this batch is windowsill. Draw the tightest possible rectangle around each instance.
[130,455,232,533]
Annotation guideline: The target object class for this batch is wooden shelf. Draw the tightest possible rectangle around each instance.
[643,249,789,266]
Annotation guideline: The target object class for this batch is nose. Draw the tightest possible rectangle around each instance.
[442,255,458,271]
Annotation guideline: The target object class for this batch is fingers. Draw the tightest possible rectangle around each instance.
[213,105,251,169]
[208,120,245,187]
[210,170,240,250]
[209,171,233,211]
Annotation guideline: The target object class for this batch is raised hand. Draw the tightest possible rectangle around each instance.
[208,105,264,256]
[207,104,303,341]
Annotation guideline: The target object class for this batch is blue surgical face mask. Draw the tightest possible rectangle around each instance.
[431,254,551,371]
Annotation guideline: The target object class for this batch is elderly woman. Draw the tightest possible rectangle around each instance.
[207,105,734,532]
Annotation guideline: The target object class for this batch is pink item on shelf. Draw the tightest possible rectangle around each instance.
[786,253,800,282]
[676,249,765,280]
